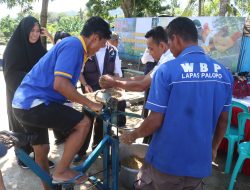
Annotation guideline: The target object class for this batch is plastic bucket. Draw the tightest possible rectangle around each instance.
[119,143,148,190]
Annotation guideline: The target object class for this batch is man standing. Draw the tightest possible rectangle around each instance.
[108,31,120,48]
[74,32,123,162]
[12,16,111,190]
[99,26,174,92]
[120,17,233,190]
[100,26,174,144]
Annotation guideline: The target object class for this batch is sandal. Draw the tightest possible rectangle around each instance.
[52,172,88,185]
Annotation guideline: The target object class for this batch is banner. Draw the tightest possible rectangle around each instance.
[115,17,246,72]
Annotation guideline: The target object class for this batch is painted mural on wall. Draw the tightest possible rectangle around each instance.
[114,17,246,72]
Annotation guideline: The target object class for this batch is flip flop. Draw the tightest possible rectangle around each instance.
[52,172,88,185]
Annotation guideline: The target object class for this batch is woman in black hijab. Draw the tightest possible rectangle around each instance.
[3,16,48,168]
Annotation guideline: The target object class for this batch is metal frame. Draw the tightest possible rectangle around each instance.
[14,105,123,190]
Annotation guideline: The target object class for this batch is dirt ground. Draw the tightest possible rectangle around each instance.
[0,71,249,190]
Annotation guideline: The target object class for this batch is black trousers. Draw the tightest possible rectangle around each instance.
[6,88,33,155]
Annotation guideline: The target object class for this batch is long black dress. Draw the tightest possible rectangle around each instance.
[3,16,46,153]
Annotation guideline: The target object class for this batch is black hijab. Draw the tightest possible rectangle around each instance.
[3,16,47,91]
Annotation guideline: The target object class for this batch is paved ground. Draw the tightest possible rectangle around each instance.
[0,69,131,190]
[0,68,249,189]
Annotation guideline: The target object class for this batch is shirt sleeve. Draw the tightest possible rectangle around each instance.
[150,64,160,78]
[114,53,122,77]
[141,48,154,64]
[222,73,234,112]
[149,51,174,78]
[54,44,83,80]
[146,66,171,113]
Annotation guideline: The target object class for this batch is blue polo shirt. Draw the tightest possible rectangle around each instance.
[145,46,233,178]
[12,36,86,109]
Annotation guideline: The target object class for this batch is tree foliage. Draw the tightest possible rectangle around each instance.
[86,0,169,21]
[86,0,114,23]
[56,16,85,36]
[0,16,18,40]
[0,0,34,15]
[132,0,169,17]
[164,0,182,16]
[182,0,250,16]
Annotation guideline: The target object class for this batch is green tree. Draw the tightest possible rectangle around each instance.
[56,16,85,36]
[0,0,34,14]
[133,0,169,17]
[0,0,51,47]
[86,0,115,22]
[164,0,181,16]
[181,0,249,17]
[86,0,169,19]
[203,0,220,16]
[0,16,18,41]
[182,0,197,16]
[219,0,229,16]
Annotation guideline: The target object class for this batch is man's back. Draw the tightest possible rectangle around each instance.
[145,45,233,178]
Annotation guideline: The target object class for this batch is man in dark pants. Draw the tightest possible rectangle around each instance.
[120,17,233,190]
[99,26,174,144]
[74,33,124,163]
[12,16,111,190]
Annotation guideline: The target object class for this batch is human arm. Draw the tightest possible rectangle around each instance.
[41,27,54,44]
[121,65,169,144]
[120,111,164,144]
[99,73,151,91]
[0,170,6,190]
[212,71,233,161]
[212,111,228,161]
[79,73,93,93]
[114,53,122,77]
[54,76,102,112]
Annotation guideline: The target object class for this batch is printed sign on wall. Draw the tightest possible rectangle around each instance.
[115,17,245,72]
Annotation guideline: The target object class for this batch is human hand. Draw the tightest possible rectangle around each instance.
[40,27,50,37]
[84,85,93,93]
[120,132,136,144]
[88,102,103,113]
[99,75,115,89]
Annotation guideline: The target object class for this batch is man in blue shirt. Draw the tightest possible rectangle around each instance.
[12,16,111,189]
[121,17,233,190]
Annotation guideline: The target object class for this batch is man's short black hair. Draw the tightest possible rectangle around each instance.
[54,31,71,44]
[145,26,168,44]
[80,16,111,39]
[166,17,198,43]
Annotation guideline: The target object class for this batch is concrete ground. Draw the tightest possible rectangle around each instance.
[0,69,249,190]
[0,70,130,190]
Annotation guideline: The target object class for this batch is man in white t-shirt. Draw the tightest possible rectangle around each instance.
[99,26,174,144]
[74,34,123,163]
[99,26,174,92]
[81,43,122,93]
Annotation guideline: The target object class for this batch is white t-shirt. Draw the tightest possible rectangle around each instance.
[150,49,174,78]
[141,48,154,64]
[96,45,122,77]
